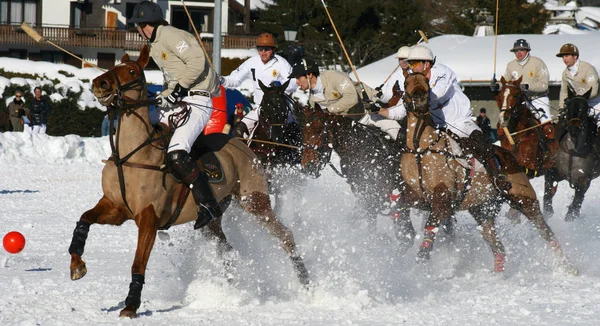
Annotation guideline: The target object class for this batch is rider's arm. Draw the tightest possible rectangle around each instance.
[527,59,549,94]
[166,32,206,89]
[382,102,407,121]
[278,58,298,94]
[587,63,599,99]
[221,59,252,88]
[429,71,454,107]
[559,72,568,110]
[323,77,359,114]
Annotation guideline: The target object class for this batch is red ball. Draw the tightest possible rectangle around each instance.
[3,231,26,254]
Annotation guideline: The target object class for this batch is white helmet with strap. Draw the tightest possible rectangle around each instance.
[407,45,434,61]
[396,46,411,59]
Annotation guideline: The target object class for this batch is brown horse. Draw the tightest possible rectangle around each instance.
[401,72,577,274]
[496,76,559,217]
[300,104,415,250]
[67,45,309,318]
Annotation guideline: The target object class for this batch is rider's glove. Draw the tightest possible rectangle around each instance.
[363,101,379,113]
[166,83,188,105]
[520,83,529,91]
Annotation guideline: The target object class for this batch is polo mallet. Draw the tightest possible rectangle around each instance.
[20,22,105,71]
[181,0,214,70]
[490,0,500,92]
[320,0,371,102]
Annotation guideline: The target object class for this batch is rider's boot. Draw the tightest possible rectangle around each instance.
[233,121,249,138]
[466,130,512,193]
[167,150,223,229]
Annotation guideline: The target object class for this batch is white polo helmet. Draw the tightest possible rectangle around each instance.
[396,46,411,59]
[407,45,434,61]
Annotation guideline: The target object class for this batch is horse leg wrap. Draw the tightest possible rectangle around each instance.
[494,253,506,273]
[420,227,437,251]
[68,220,90,256]
[125,274,145,309]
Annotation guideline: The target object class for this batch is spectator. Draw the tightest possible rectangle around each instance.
[101,114,118,136]
[29,86,51,134]
[476,108,492,143]
[7,90,27,132]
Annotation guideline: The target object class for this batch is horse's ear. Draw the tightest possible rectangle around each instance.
[137,44,150,69]
[568,86,576,99]
[121,53,130,63]
[258,80,268,92]
[516,76,523,84]
[281,79,290,91]
[500,76,506,85]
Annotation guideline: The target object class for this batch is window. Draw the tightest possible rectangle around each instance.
[0,0,39,25]
[170,6,210,33]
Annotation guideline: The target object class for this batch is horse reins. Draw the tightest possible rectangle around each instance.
[105,60,166,215]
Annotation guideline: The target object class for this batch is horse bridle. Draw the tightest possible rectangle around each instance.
[498,83,531,129]
[103,60,166,214]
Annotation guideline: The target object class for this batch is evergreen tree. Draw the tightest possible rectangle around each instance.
[253,0,426,71]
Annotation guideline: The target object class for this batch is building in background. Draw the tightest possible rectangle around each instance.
[0,0,255,69]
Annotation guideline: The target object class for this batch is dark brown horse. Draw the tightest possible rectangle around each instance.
[236,80,303,214]
[496,76,559,217]
[300,104,415,250]
[401,72,577,274]
[545,87,600,220]
[67,45,309,318]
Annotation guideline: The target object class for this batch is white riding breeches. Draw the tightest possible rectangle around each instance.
[446,118,480,138]
[156,94,213,153]
[359,113,400,140]
[586,97,600,128]
[527,96,552,123]
[240,107,260,136]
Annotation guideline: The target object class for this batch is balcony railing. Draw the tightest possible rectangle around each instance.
[0,25,256,52]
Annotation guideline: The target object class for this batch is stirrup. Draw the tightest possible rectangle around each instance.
[493,174,512,193]
[193,202,221,230]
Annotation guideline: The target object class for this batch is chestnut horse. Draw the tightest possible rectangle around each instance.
[401,73,577,273]
[496,76,559,217]
[67,45,309,318]
[545,87,600,220]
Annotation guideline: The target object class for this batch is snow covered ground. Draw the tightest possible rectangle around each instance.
[1,131,600,325]
[1,32,600,324]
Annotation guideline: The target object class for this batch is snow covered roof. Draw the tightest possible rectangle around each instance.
[356,33,600,87]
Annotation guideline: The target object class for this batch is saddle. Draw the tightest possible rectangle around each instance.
[157,122,229,183]
[446,136,486,173]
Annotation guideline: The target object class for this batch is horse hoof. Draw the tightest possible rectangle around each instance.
[119,308,137,318]
[564,212,578,222]
[416,250,430,263]
[70,263,87,281]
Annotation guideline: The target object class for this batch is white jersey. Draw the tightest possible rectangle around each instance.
[379,68,406,103]
[222,54,297,106]
[387,63,479,138]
